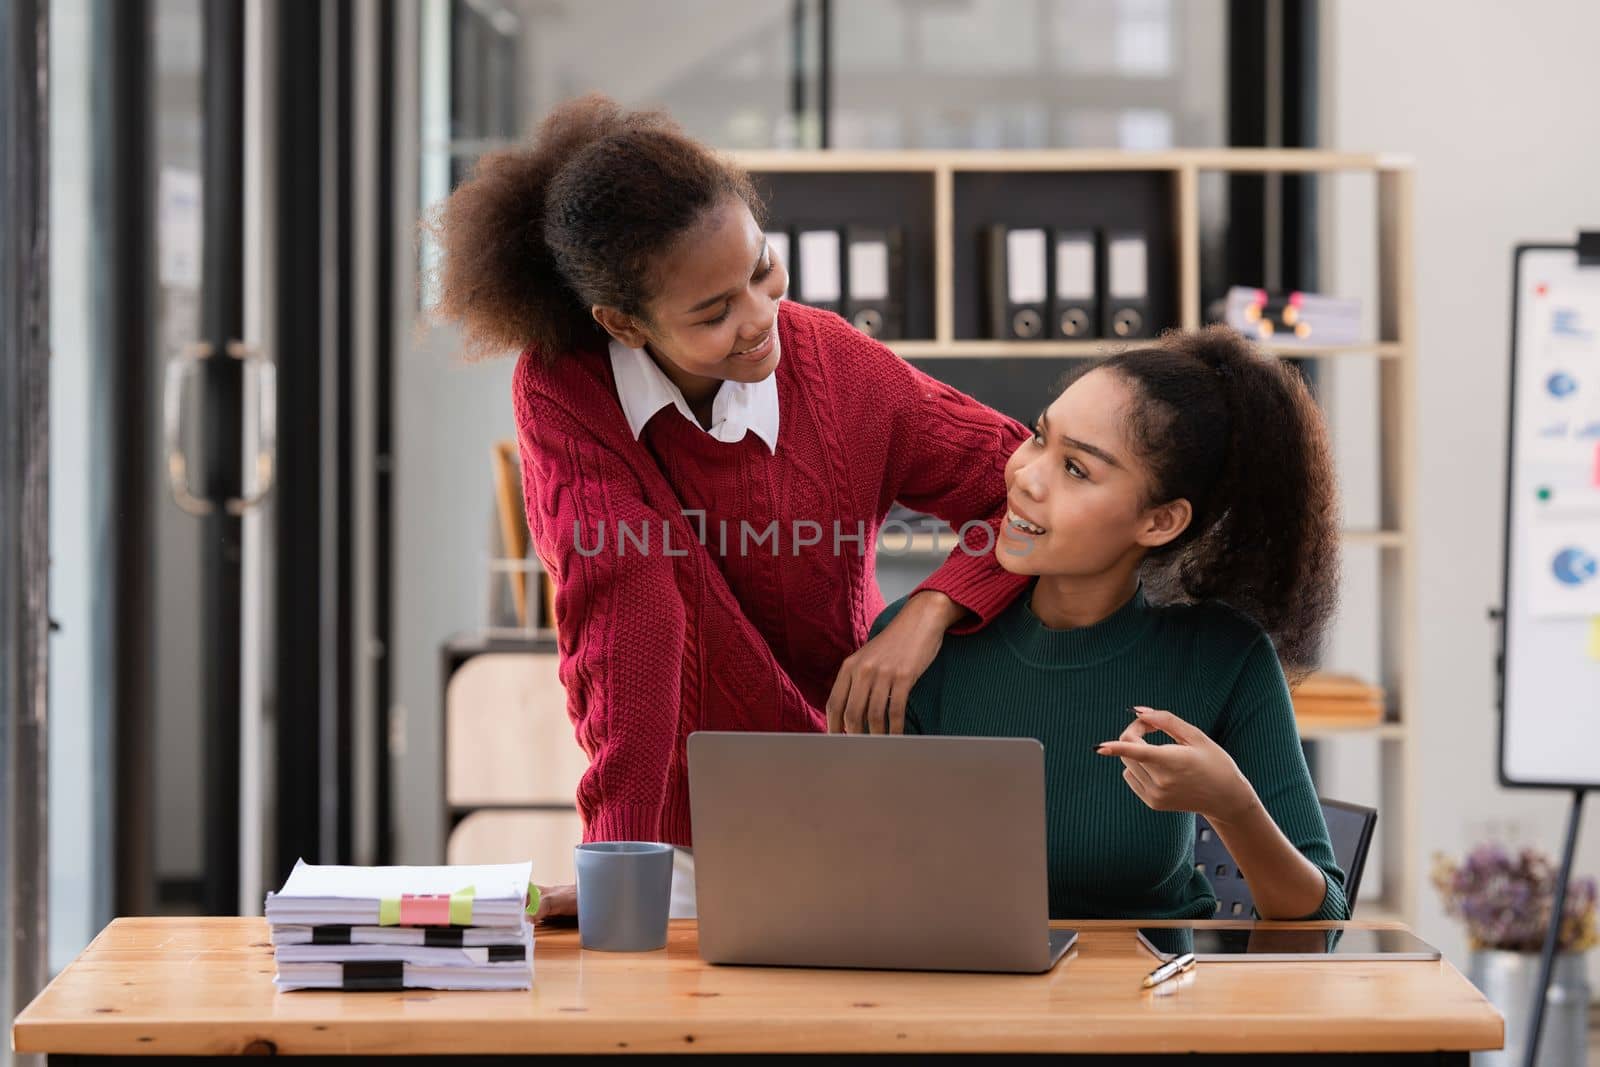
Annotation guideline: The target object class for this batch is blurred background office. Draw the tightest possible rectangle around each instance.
[5,2,1600,1064]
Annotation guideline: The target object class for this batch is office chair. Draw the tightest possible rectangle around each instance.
[1193,797,1377,918]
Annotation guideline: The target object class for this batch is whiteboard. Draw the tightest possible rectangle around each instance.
[1499,244,1600,788]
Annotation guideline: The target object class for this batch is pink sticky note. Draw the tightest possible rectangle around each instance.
[399,893,452,926]
[1592,442,1600,488]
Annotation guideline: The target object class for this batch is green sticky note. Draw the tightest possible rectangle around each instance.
[378,896,400,926]
[449,885,476,926]
[526,884,541,918]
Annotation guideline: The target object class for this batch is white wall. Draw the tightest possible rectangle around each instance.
[1323,0,1600,987]
[391,329,517,865]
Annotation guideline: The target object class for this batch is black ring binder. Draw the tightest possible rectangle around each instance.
[1112,307,1145,338]
[852,308,884,336]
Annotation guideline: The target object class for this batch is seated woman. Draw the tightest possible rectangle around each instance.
[864,326,1348,922]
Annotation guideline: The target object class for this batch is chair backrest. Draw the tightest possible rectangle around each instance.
[1192,816,1254,918]
[1192,798,1378,917]
[1318,798,1378,908]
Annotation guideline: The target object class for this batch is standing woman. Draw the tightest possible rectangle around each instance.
[428,95,1029,918]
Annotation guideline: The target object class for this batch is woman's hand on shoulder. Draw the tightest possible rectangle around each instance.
[827,591,963,734]
[1094,706,1258,823]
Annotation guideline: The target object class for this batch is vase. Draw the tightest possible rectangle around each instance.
[1466,949,1590,1066]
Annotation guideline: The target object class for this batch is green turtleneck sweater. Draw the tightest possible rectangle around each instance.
[874,584,1348,922]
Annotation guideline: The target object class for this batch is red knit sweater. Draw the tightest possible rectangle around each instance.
[513,301,1029,846]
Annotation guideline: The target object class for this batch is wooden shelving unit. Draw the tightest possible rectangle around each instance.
[737,148,1419,927]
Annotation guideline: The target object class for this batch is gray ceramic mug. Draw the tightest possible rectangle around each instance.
[574,841,675,951]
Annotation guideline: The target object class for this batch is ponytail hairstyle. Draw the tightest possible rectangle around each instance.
[426,93,764,359]
[1065,326,1340,673]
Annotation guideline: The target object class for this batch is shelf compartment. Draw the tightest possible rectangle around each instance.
[748,169,938,341]
[950,170,1180,343]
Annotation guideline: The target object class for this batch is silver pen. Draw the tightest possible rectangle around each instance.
[1141,951,1197,989]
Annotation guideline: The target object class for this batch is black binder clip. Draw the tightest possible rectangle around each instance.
[1579,231,1600,267]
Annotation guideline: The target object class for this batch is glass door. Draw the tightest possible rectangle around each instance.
[145,0,268,918]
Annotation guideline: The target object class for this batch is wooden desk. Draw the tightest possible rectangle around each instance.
[13,917,1501,1064]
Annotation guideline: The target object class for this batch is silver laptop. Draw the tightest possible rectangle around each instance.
[687,731,1076,973]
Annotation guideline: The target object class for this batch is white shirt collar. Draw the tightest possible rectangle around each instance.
[608,338,780,453]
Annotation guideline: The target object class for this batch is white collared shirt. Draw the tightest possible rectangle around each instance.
[608,338,780,453]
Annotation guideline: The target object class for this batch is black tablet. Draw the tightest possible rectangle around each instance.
[1137,925,1440,962]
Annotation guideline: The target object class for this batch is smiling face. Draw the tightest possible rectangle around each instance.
[592,195,788,397]
[997,368,1194,577]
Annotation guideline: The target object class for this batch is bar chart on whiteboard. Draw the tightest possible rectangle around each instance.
[1519,268,1600,617]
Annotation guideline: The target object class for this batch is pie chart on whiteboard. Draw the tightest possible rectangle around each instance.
[1550,546,1599,586]
[1547,371,1579,398]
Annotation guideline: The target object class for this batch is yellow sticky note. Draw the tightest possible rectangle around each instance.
[1587,618,1600,661]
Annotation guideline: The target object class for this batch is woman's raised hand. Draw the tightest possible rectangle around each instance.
[1095,706,1256,823]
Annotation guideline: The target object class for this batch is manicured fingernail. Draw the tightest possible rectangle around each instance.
[1093,744,1108,754]
[1127,706,1139,716]
[1132,706,1149,716]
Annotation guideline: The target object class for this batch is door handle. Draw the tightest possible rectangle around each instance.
[227,341,276,515]
[163,341,215,515]
[162,339,277,516]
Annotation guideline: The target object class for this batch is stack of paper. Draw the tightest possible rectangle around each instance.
[264,859,536,991]
[1292,671,1386,728]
